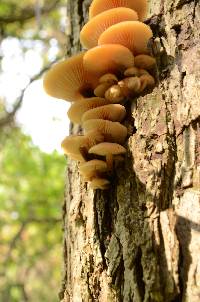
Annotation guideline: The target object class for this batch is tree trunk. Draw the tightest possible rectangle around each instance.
[60,1,200,301]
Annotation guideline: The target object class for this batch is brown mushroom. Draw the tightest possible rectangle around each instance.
[98,21,153,55]
[90,178,110,190]
[79,159,108,180]
[43,53,98,102]
[99,73,118,84]
[82,104,126,123]
[83,119,127,144]
[89,0,148,21]
[67,97,109,124]
[61,135,88,160]
[104,85,124,103]
[83,44,134,77]
[118,77,141,97]
[80,7,138,49]
[134,54,156,69]
[139,74,155,92]
[89,142,126,170]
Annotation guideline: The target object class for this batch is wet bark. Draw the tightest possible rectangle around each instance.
[60,1,200,301]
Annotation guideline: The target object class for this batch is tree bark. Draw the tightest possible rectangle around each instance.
[61,1,200,301]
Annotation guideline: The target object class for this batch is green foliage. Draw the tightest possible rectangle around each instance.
[0,128,66,302]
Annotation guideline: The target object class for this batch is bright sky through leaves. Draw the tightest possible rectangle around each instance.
[0,37,70,153]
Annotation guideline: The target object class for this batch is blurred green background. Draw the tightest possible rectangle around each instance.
[0,1,68,301]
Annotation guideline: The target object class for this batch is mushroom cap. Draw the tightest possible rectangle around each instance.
[134,54,156,69]
[89,142,126,156]
[80,7,138,49]
[67,97,109,123]
[82,104,126,123]
[98,21,153,55]
[83,44,134,77]
[83,119,127,144]
[43,53,98,102]
[89,0,147,21]
[79,159,108,178]
[90,178,110,190]
[61,135,88,155]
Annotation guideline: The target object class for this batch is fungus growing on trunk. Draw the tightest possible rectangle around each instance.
[79,159,108,180]
[67,97,109,124]
[98,21,153,55]
[89,142,126,170]
[82,104,126,123]
[83,119,127,144]
[83,44,134,77]
[134,54,156,69]
[90,178,110,190]
[80,7,138,49]
[43,53,98,102]
[89,0,147,21]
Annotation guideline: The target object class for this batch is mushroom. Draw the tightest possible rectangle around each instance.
[61,135,88,161]
[79,159,108,180]
[124,67,140,77]
[80,7,138,49]
[134,54,156,69]
[82,104,126,123]
[43,53,98,102]
[89,0,147,21]
[90,178,110,190]
[118,77,141,97]
[83,119,127,144]
[61,132,104,162]
[94,82,113,98]
[99,73,118,84]
[104,85,124,103]
[67,97,109,124]
[83,44,134,77]
[139,74,155,92]
[98,21,153,55]
[89,142,126,170]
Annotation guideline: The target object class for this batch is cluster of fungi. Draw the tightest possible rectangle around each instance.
[43,0,156,190]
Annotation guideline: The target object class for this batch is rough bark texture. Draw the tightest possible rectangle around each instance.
[61,1,200,301]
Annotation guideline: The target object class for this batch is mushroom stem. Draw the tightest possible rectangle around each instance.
[106,154,113,171]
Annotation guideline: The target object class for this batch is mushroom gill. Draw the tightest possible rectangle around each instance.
[83,119,127,144]
[98,21,153,55]
[83,44,134,77]
[43,53,98,102]
[82,104,126,123]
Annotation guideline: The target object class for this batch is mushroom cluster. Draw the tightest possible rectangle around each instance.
[43,0,156,190]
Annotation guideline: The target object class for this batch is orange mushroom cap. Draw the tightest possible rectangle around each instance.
[89,142,126,156]
[89,0,147,21]
[43,53,98,102]
[82,104,126,123]
[83,44,134,77]
[79,159,108,178]
[80,7,138,49]
[98,21,153,55]
[83,119,127,144]
[67,97,110,124]
[90,178,110,190]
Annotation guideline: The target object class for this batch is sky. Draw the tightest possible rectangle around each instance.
[0,37,70,153]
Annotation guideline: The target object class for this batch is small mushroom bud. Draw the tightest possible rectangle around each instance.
[134,54,156,69]
[118,76,141,97]
[99,73,118,84]
[90,178,110,190]
[138,68,150,76]
[139,74,155,91]
[94,82,112,97]
[105,85,124,103]
[124,67,139,77]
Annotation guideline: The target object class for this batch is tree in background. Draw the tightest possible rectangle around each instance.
[61,1,200,301]
[0,1,67,301]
